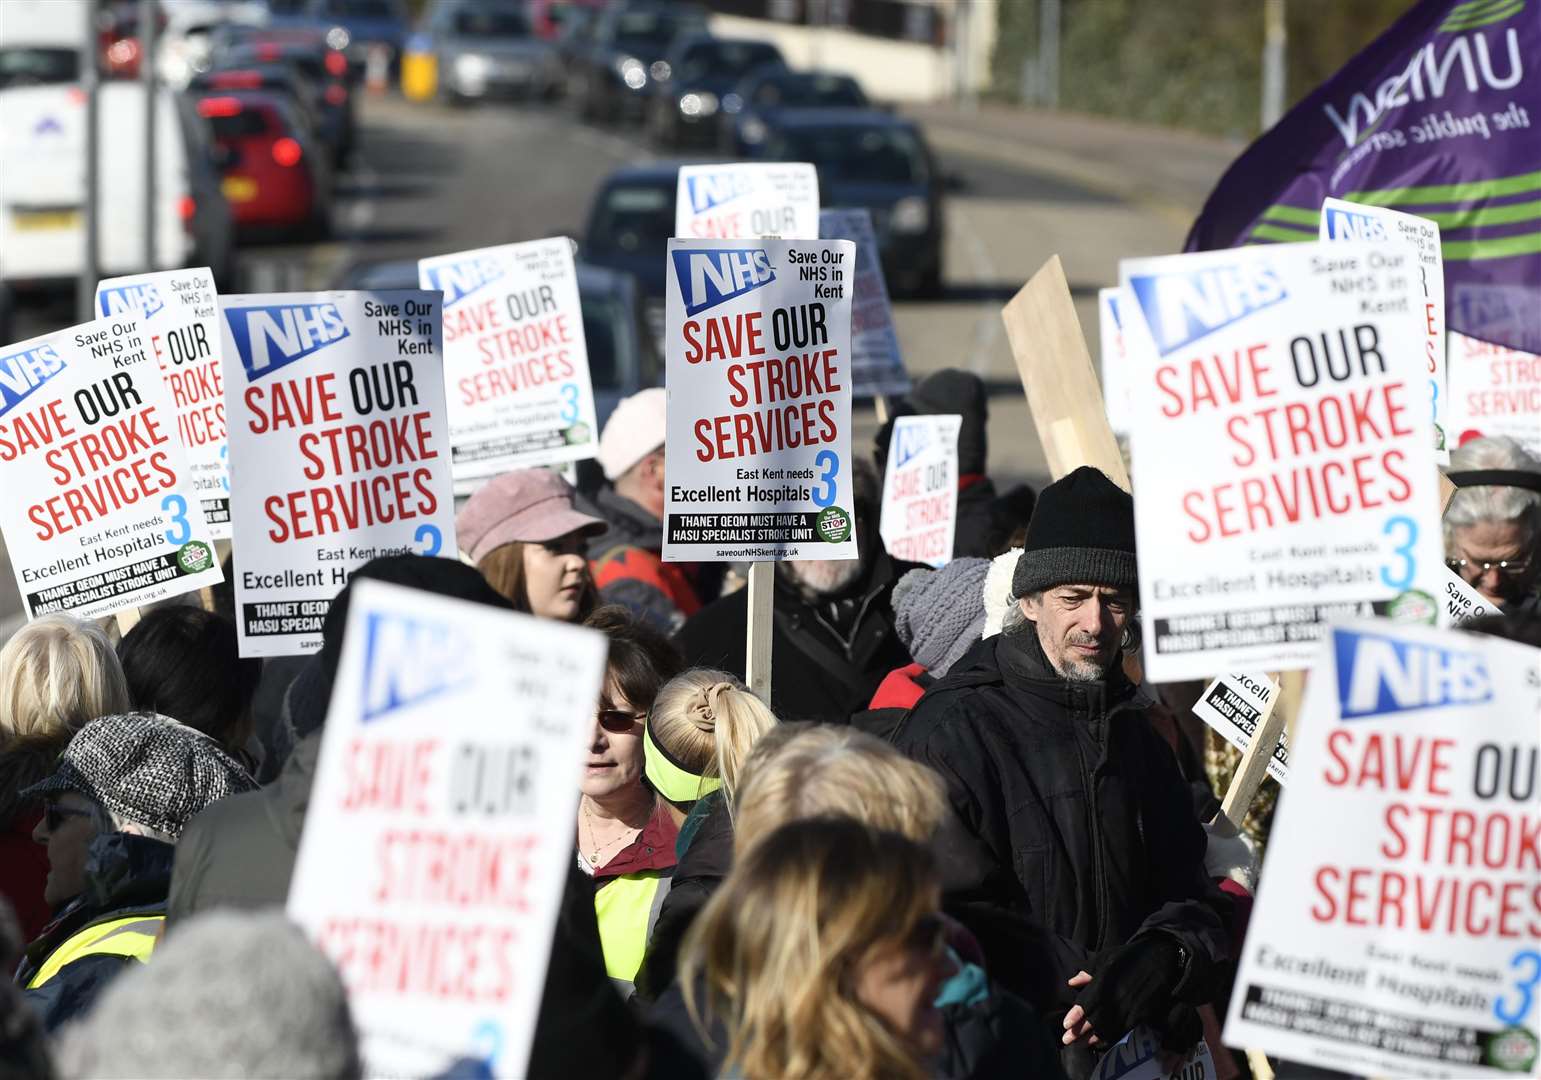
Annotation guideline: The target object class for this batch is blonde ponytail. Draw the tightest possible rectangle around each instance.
[648,668,777,809]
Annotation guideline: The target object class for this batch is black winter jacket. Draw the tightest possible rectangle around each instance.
[673,550,921,723]
[636,792,734,1003]
[890,632,1230,1044]
[17,833,174,1032]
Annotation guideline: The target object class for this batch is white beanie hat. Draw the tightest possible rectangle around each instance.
[598,387,667,481]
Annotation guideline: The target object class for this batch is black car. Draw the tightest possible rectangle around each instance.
[645,35,785,148]
[758,108,945,296]
[568,2,707,125]
[718,68,867,155]
[210,33,355,165]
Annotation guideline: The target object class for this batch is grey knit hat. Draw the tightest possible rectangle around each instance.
[892,559,990,676]
[1012,466,1137,597]
[21,712,256,839]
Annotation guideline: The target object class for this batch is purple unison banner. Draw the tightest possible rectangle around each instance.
[1186,0,1540,354]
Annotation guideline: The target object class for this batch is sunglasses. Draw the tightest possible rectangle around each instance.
[43,804,94,832]
[596,707,643,734]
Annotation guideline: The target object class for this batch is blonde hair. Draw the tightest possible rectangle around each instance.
[650,669,777,808]
[733,726,948,856]
[0,615,130,738]
[680,818,939,1080]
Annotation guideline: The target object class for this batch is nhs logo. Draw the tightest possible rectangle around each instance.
[0,342,65,418]
[1324,206,1389,242]
[423,255,505,307]
[1334,628,1493,721]
[224,302,351,380]
[1128,263,1287,356]
[672,248,775,317]
[98,283,165,321]
[892,422,931,468]
[687,171,752,215]
[359,610,473,724]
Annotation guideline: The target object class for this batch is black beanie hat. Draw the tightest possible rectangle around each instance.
[1012,467,1137,597]
[874,369,989,476]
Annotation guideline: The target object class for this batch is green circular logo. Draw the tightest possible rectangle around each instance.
[176,541,213,575]
[564,422,592,445]
[1387,588,1436,625]
[815,506,852,544]
[1433,423,1446,450]
[1485,1027,1538,1073]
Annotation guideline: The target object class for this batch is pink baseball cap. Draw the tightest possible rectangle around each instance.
[456,469,607,564]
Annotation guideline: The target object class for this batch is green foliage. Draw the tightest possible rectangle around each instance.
[989,0,1413,139]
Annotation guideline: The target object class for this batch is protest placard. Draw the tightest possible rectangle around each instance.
[1194,672,1288,785]
[1446,331,1541,458]
[676,162,819,241]
[96,267,231,536]
[879,414,959,568]
[819,209,909,398]
[1319,199,1448,463]
[287,579,608,1079]
[662,238,857,563]
[1090,1025,1217,1080]
[1098,287,1132,439]
[418,238,597,490]
[1223,620,1541,1078]
[1118,242,1446,682]
[0,316,223,620]
[220,290,457,657]
[1441,563,1499,625]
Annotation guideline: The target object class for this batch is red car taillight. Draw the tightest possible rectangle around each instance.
[325,50,348,77]
[324,83,348,106]
[211,72,262,89]
[197,96,243,118]
[271,137,303,167]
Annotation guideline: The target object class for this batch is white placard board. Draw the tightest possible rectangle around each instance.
[1098,287,1132,438]
[879,414,960,568]
[1224,620,1541,1078]
[1320,199,1448,464]
[1090,1025,1217,1080]
[1193,672,1288,785]
[1119,242,1446,682]
[1441,563,1500,625]
[219,291,457,656]
[675,162,819,241]
[0,316,223,619]
[1446,330,1541,458]
[662,239,857,563]
[287,579,609,1079]
[96,267,231,536]
[819,208,909,398]
[418,238,598,491]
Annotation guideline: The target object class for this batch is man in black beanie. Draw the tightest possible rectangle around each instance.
[891,467,1229,1080]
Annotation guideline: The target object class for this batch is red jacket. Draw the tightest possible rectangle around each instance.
[0,807,52,942]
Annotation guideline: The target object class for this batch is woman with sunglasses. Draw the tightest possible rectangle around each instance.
[678,818,951,1080]
[577,607,685,996]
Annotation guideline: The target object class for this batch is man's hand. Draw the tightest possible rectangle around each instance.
[1060,970,1101,1047]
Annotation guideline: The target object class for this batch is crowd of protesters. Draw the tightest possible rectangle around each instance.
[0,371,1537,1079]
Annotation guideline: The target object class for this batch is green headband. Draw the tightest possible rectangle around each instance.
[644,723,722,805]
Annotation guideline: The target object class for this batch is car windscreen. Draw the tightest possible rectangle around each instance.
[678,42,780,82]
[580,293,623,388]
[453,9,531,38]
[0,47,80,89]
[586,183,673,256]
[770,125,928,185]
[752,74,864,109]
[613,12,698,54]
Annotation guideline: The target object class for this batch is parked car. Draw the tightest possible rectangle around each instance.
[568,2,706,125]
[535,3,597,100]
[758,108,945,296]
[336,258,661,429]
[195,88,333,239]
[301,0,409,77]
[156,0,269,88]
[718,67,867,155]
[211,32,355,163]
[646,35,784,148]
[424,0,556,102]
[0,80,235,299]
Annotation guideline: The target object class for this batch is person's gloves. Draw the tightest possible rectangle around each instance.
[1075,934,1187,1041]
[1153,1002,1203,1054]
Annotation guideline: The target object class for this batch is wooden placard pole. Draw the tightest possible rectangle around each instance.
[1000,255,1130,491]
[1438,470,1457,514]
[113,607,142,637]
[873,394,890,425]
[1213,687,1286,838]
[745,561,774,706]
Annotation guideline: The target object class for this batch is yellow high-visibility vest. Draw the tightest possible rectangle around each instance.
[595,871,671,992]
[25,913,163,989]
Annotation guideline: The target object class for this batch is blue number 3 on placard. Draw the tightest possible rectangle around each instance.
[161,494,192,545]
[812,450,839,508]
[1496,949,1541,1025]
[1380,515,1418,590]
